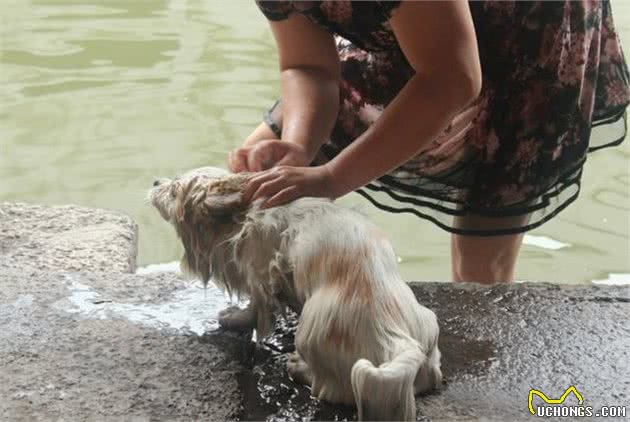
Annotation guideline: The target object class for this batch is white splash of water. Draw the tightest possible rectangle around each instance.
[592,273,630,286]
[523,235,571,251]
[58,276,238,335]
[135,261,181,275]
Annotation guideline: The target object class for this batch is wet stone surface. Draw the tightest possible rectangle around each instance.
[1,202,629,421]
[227,283,630,422]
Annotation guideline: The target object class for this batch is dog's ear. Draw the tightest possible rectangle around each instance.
[202,174,249,218]
[203,191,244,218]
[174,174,249,223]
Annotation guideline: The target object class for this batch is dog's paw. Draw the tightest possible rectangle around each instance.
[218,305,240,320]
[218,306,255,332]
[287,352,312,386]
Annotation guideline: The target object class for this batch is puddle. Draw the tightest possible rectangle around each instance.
[213,311,358,422]
[197,310,489,422]
[55,273,355,420]
[58,275,239,335]
[54,271,499,421]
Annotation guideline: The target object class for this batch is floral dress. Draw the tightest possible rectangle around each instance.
[257,0,630,235]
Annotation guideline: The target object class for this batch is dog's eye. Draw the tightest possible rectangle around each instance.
[169,184,178,198]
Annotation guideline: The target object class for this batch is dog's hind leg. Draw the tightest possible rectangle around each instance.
[351,342,426,421]
[218,304,257,332]
[415,348,443,394]
[287,352,313,386]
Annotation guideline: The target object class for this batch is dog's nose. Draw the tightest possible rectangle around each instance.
[153,179,161,187]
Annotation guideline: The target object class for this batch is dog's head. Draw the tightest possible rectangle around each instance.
[149,166,250,282]
[150,166,249,223]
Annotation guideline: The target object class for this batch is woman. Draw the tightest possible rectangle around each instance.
[228,1,630,283]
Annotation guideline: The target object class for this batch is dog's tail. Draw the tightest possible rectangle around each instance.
[350,337,425,421]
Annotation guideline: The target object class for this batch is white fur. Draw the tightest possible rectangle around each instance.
[150,167,442,421]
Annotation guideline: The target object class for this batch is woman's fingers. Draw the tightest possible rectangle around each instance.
[228,148,250,173]
[246,146,265,172]
[243,168,283,202]
[248,140,281,172]
[227,150,236,172]
[229,140,278,173]
[234,139,312,175]
[262,186,299,209]
[253,175,291,202]
[243,165,334,209]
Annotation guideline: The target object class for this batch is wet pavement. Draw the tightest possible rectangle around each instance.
[1,202,629,421]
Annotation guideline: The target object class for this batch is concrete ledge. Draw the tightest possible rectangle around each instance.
[0,202,137,273]
[0,266,242,421]
[0,202,628,421]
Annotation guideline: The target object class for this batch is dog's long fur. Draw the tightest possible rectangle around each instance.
[150,167,442,421]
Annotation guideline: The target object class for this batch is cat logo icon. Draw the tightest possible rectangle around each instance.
[528,386,584,416]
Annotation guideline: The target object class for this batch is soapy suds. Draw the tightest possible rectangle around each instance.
[135,261,181,275]
[59,275,242,335]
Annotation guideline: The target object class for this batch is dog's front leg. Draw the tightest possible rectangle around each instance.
[287,352,313,386]
[218,303,257,332]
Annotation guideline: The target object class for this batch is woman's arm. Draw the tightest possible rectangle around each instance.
[328,0,481,195]
[246,1,481,207]
[272,13,341,161]
[229,13,340,172]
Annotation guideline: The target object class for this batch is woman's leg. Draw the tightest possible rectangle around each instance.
[451,215,528,284]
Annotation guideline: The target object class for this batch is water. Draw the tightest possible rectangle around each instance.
[1,0,629,284]
[51,269,357,420]
[58,273,232,335]
[51,268,497,421]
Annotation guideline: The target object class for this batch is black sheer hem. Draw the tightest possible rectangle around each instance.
[354,110,627,236]
[264,98,627,236]
[356,166,583,237]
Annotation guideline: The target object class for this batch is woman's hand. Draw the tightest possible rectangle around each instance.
[243,164,341,209]
[228,139,311,173]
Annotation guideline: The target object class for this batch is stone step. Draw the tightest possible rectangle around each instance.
[1,202,627,421]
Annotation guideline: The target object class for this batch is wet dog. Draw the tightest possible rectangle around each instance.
[149,166,442,421]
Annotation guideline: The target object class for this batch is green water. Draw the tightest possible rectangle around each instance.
[2,0,629,284]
